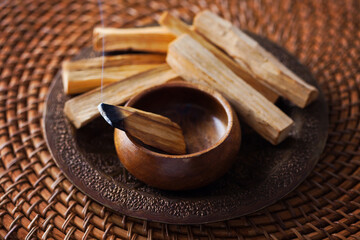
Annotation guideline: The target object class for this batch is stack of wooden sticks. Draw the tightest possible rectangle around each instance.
[63,10,318,145]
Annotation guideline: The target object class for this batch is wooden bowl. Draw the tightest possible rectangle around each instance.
[114,81,241,190]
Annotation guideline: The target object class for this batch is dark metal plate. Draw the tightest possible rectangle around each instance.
[43,36,328,224]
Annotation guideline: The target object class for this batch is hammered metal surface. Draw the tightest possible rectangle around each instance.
[44,36,328,224]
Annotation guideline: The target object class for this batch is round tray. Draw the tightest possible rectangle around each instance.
[43,37,328,224]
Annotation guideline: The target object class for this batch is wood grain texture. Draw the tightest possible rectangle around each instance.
[166,34,294,145]
[158,12,279,102]
[194,10,319,108]
[93,26,175,53]
[62,64,161,94]
[99,104,186,155]
[64,64,180,128]
[62,54,166,71]
[62,54,165,94]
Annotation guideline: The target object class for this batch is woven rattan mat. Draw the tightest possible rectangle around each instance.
[0,0,359,239]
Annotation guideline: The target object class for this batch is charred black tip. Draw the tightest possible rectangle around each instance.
[98,103,125,130]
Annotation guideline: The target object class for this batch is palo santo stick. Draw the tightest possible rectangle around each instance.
[64,64,180,128]
[93,26,175,53]
[158,12,279,103]
[194,10,319,108]
[63,64,162,94]
[63,54,166,71]
[63,54,166,94]
[167,34,293,145]
[98,103,186,155]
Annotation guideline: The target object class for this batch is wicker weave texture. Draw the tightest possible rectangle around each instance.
[0,0,359,239]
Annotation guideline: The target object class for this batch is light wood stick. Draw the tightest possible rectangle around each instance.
[194,10,319,108]
[167,34,293,145]
[63,63,162,94]
[158,12,279,103]
[93,26,175,53]
[63,54,166,71]
[64,64,180,128]
[63,54,166,94]
[98,104,186,155]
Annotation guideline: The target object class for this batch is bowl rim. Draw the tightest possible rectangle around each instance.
[123,80,237,158]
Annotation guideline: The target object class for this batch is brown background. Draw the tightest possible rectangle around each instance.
[0,0,359,239]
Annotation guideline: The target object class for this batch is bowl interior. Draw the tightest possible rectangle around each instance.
[127,84,229,154]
